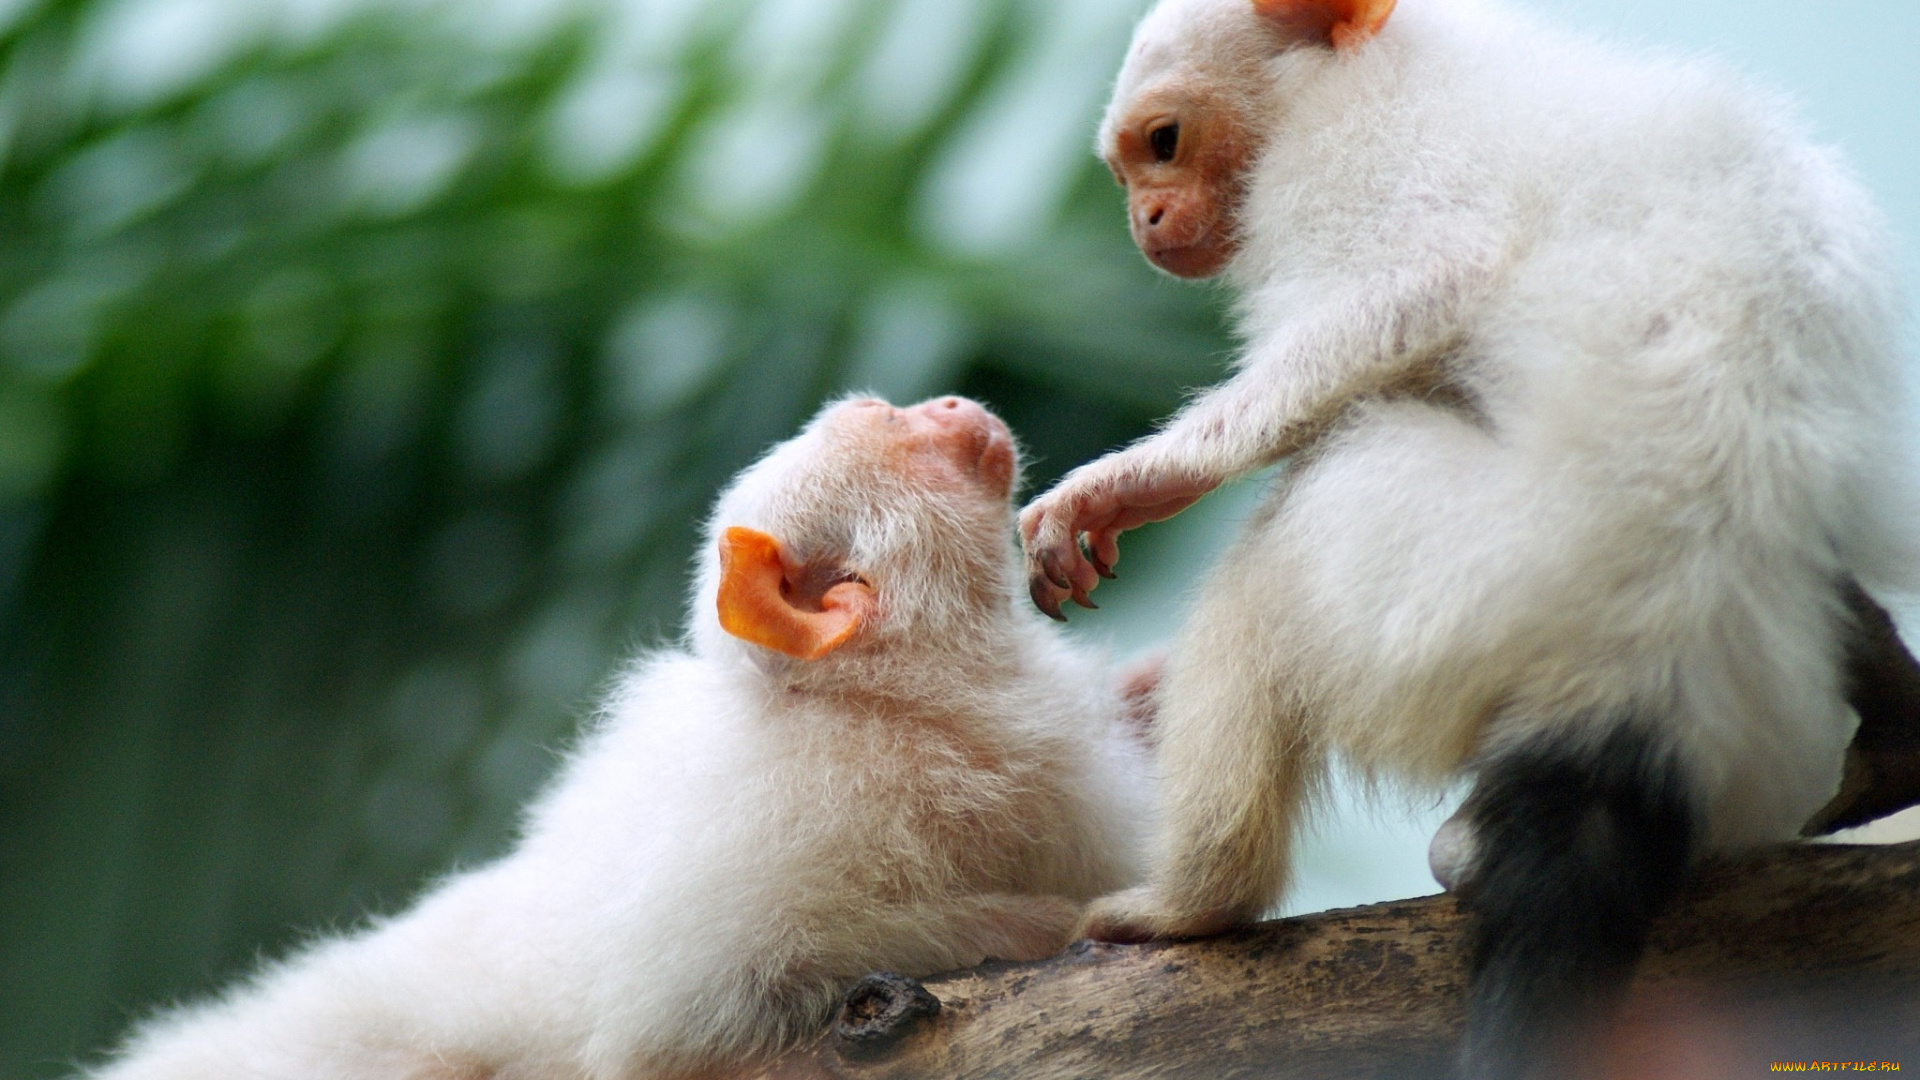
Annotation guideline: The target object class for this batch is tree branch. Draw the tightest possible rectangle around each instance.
[751,841,1920,1079]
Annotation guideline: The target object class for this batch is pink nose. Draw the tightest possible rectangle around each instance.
[903,396,1015,492]
[905,395,986,426]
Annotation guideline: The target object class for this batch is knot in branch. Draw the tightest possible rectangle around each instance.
[832,972,941,1060]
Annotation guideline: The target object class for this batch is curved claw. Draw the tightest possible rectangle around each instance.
[1086,529,1121,580]
[1029,577,1068,622]
[1072,589,1098,611]
[1039,548,1076,593]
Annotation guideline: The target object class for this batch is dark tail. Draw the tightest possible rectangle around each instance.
[1455,721,1697,1080]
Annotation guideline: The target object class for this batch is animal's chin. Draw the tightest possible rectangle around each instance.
[1147,242,1230,279]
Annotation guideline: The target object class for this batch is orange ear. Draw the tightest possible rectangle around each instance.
[1251,0,1395,50]
[715,527,876,661]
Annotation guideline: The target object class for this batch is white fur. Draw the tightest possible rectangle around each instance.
[87,399,1150,1080]
[1064,0,1910,926]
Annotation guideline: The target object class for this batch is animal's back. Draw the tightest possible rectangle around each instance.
[1256,2,1908,844]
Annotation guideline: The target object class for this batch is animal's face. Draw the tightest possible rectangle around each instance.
[1099,0,1397,279]
[826,396,1018,506]
[1102,77,1254,280]
[703,396,1022,665]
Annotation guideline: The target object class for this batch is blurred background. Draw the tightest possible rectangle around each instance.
[0,0,1913,1074]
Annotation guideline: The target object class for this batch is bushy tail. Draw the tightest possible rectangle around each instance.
[1455,721,1697,1080]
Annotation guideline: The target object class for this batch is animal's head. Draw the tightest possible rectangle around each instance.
[1100,0,1396,278]
[694,396,1022,677]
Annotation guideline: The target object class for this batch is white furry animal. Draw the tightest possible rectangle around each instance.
[89,395,1149,1080]
[1018,0,1909,1074]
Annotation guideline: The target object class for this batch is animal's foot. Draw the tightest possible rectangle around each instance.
[1075,887,1244,943]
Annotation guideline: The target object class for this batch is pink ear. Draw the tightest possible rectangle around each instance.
[1250,0,1396,49]
[715,527,876,661]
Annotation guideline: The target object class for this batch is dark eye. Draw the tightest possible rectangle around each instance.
[1148,123,1179,163]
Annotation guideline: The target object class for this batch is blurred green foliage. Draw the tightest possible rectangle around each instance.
[0,0,1232,1073]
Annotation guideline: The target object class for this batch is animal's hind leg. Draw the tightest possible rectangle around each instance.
[1080,539,1327,942]
[1083,404,1523,943]
[1452,721,1698,1080]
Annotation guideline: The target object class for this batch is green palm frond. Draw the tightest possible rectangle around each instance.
[0,0,1230,1073]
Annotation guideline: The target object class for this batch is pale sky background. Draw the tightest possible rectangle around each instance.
[1063,0,1920,916]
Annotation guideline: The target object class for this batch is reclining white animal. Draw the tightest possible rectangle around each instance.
[88,395,1149,1080]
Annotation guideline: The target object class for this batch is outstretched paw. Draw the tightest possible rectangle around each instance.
[1018,458,1215,621]
[1018,486,1109,621]
[1075,887,1244,944]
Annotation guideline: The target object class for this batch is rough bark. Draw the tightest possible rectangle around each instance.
[748,842,1920,1079]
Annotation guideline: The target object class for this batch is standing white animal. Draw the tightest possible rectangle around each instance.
[88,395,1149,1080]
[1019,0,1911,1075]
